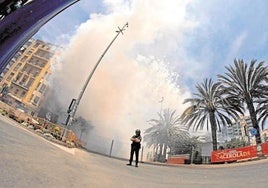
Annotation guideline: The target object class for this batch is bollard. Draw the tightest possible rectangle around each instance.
[109,140,114,157]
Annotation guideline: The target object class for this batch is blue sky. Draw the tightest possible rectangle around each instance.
[183,0,268,77]
[35,0,268,146]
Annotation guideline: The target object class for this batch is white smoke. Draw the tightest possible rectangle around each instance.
[50,0,195,157]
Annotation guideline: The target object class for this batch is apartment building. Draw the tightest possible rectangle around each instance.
[0,38,60,114]
[220,116,257,144]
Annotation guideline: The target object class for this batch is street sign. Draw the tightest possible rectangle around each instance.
[250,128,257,136]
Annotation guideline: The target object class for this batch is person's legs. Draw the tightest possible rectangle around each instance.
[135,149,140,167]
[127,146,134,165]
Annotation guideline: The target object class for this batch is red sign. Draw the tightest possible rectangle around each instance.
[262,142,268,155]
[211,146,257,163]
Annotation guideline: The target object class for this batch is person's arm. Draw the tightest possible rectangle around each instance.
[131,136,141,143]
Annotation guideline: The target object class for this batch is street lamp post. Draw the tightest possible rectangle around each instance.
[159,97,164,115]
[61,22,128,141]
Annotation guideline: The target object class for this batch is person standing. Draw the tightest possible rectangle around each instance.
[127,129,142,167]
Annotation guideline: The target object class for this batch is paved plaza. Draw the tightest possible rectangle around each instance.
[1,115,268,188]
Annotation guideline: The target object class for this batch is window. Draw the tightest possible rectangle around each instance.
[15,73,22,82]
[33,96,40,105]
[20,91,26,97]
[39,84,46,94]
[26,78,34,88]
[33,71,39,77]
[39,61,46,67]
[36,49,52,59]
[27,68,32,75]
[21,65,26,72]
[21,56,28,62]
[14,89,19,95]
[21,75,28,84]
[6,72,14,81]
[14,63,22,71]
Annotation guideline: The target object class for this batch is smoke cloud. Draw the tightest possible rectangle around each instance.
[48,0,194,158]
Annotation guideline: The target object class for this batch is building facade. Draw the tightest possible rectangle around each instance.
[221,116,256,144]
[0,38,60,114]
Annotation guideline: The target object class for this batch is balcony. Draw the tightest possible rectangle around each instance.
[11,81,29,90]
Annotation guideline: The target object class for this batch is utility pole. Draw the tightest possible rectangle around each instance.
[61,22,128,141]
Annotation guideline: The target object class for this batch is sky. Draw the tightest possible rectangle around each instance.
[34,0,268,157]
[36,0,268,89]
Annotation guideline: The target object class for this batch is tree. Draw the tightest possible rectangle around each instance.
[169,136,200,155]
[71,116,93,142]
[168,126,191,155]
[256,91,268,130]
[144,108,189,162]
[180,78,243,151]
[224,138,247,149]
[218,59,268,144]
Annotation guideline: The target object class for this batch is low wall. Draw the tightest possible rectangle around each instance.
[167,154,190,164]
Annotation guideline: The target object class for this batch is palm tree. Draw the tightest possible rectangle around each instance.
[180,78,243,151]
[169,135,200,155]
[218,59,268,144]
[256,91,268,130]
[144,108,189,162]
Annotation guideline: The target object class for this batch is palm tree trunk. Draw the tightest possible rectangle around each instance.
[209,111,218,151]
[159,143,163,161]
[163,144,167,161]
[246,95,261,144]
[153,145,158,161]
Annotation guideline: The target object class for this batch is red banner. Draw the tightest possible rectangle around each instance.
[262,142,268,155]
[211,145,257,163]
